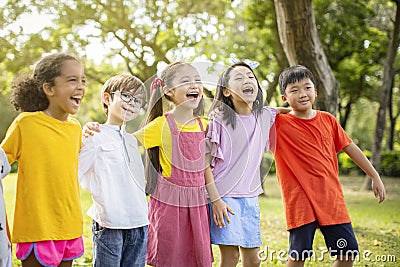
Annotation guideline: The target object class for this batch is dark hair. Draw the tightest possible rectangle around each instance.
[10,53,81,112]
[278,65,316,95]
[102,74,145,115]
[144,62,205,194]
[210,61,263,129]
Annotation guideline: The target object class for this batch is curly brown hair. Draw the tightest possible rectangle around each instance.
[11,53,81,112]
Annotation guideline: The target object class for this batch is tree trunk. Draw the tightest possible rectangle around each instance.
[261,0,289,196]
[388,111,400,151]
[265,0,289,105]
[339,75,364,129]
[387,79,400,151]
[363,0,400,190]
[274,0,338,115]
[387,82,394,151]
[339,99,353,130]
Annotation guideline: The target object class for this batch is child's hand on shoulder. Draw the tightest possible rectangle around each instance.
[276,107,292,114]
[208,107,222,120]
[82,122,101,140]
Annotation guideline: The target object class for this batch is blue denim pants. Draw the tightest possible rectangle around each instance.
[92,221,148,267]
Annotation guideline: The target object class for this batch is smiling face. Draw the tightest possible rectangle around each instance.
[282,77,317,114]
[224,65,258,112]
[105,88,145,125]
[165,64,203,110]
[44,59,86,120]
[101,74,146,125]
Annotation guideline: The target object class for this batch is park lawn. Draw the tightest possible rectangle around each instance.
[3,174,400,266]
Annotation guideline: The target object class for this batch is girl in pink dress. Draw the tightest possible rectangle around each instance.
[135,62,213,267]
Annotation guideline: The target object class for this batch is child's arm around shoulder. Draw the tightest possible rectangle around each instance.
[275,106,291,114]
[342,142,386,203]
[82,122,101,140]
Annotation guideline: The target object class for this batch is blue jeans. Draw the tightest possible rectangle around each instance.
[92,221,148,267]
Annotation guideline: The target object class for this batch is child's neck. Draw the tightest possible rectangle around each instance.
[105,117,123,127]
[235,104,253,115]
[232,100,253,115]
[171,106,196,124]
[291,109,316,119]
[43,108,69,122]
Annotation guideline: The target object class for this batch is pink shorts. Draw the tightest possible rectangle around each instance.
[16,237,84,267]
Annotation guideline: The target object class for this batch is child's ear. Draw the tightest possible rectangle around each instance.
[281,95,288,103]
[222,88,231,97]
[42,83,54,96]
[102,92,112,106]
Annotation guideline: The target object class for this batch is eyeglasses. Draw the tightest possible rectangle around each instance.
[112,92,144,107]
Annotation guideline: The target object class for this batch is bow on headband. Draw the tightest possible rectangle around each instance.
[151,77,164,93]
[231,57,260,69]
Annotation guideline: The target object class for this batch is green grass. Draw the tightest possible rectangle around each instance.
[3,174,400,266]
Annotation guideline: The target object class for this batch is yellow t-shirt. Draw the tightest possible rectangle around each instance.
[1,112,83,242]
[135,115,207,177]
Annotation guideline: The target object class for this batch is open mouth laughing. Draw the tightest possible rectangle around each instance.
[186,91,199,100]
[242,86,254,95]
[70,96,83,107]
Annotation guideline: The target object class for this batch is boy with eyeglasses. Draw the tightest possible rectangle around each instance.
[78,74,149,267]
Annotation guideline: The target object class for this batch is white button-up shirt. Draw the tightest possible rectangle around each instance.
[78,124,149,229]
[0,148,11,266]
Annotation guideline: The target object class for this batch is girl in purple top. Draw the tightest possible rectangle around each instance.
[206,61,278,267]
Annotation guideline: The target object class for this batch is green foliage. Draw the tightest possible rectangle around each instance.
[0,0,399,169]
[314,0,396,132]
[338,150,372,176]
[10,162,18,173]
[339,150,400,177]
[345,99,379,149]
[0,91,18,140]
[261,152,275,178]
[380,151,400,177]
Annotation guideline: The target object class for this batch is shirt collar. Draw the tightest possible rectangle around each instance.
[103,124,122,131]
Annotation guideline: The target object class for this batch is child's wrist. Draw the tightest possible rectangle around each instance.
[206,182,221,202]
[211,197,221,203]
[369,175,381,181]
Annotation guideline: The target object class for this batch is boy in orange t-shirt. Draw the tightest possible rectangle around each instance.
[271,65,386,267]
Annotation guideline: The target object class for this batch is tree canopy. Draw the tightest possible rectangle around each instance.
[0,0,399,156]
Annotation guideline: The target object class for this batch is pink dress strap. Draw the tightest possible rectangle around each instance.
[146,113,213,267]
[150,113,208,207]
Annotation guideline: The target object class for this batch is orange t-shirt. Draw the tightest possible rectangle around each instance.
[271,111,352,230]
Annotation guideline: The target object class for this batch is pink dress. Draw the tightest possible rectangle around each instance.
[146,113,213,267]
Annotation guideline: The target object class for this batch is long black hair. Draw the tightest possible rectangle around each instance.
[210,61,263,129]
